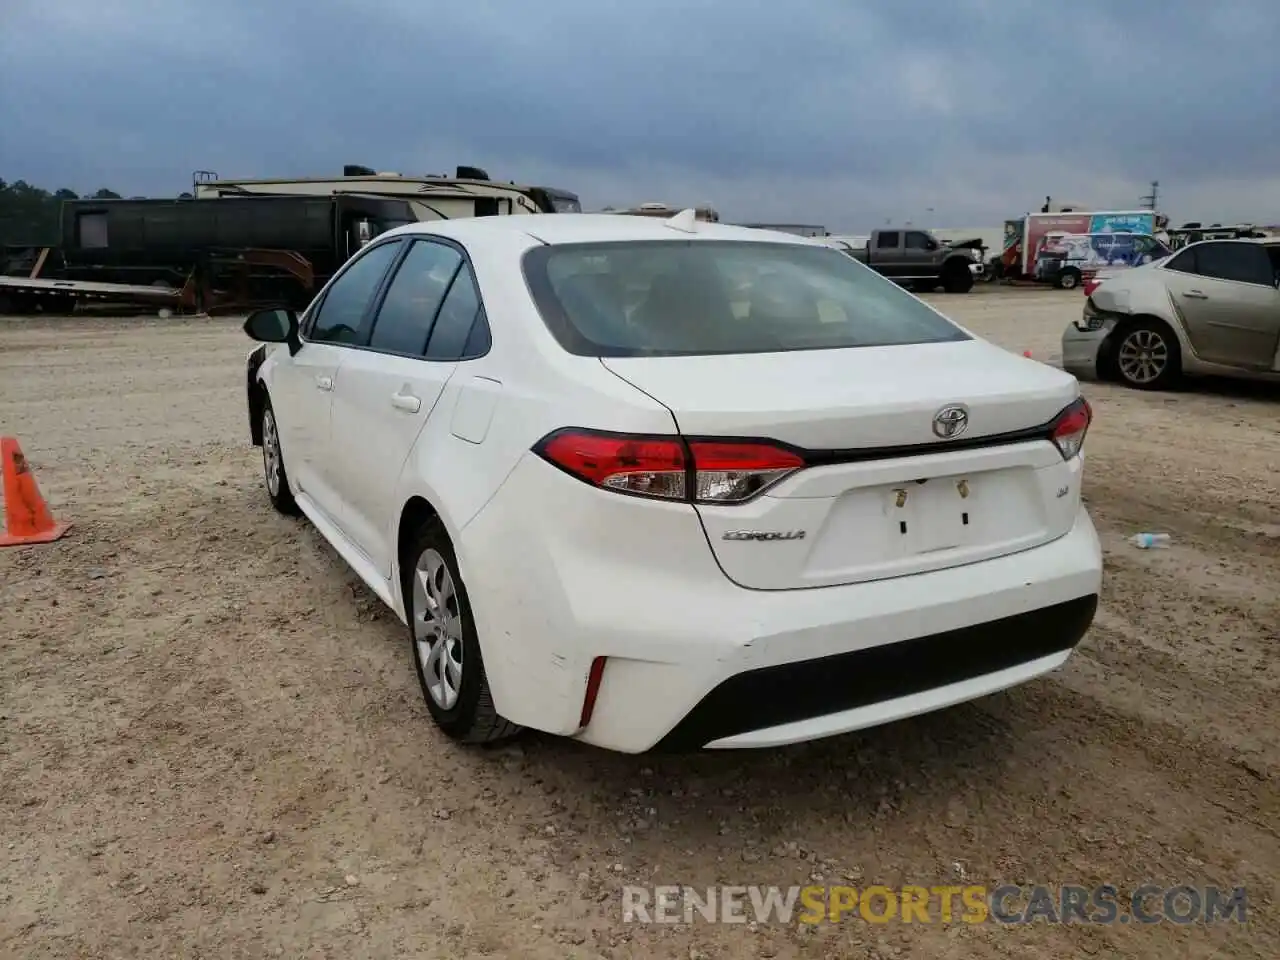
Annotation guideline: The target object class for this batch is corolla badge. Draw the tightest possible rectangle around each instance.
[932,404,970,440]
[722,530,806,542]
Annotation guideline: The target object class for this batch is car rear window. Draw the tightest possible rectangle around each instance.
[521,240,970,357]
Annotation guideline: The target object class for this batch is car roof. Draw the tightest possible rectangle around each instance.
[1181,237,1279,248]
[383,213,818,248]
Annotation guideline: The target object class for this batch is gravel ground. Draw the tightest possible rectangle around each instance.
[1,287,1277,959]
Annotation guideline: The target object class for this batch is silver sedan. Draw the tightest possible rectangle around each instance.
[1062,239,1280,390]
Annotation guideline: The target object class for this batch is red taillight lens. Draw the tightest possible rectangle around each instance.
[1049,397,1091,460]
[537,431,688,499]
[534,430,805,504]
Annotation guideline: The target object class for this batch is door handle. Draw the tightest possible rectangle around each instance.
[390,391,421,413]
[1184,290,1209,299]
[315,375,334,391]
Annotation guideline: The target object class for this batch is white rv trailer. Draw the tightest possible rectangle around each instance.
[193,165,581,221]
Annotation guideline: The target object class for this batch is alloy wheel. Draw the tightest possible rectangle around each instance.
[263,409,281,496]
[1117,329,1169,385]
[413,548,464,710]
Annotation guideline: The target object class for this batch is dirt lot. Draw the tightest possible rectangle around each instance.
[1,288,1277,959]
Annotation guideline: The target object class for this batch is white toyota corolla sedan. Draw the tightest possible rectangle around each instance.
[243,211,1102,754]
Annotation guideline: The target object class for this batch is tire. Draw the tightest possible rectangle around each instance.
[259,393,300,515]
[941,260,974,293]
[1107,319,1182,390]
[1057,269,1081,290]
[403,516,520,744]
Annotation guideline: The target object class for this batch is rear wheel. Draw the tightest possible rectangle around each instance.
[1057,268,1081,290]
[404,517,520,744]
[1109,320,1181,390]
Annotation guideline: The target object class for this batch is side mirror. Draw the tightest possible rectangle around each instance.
[244,308,300,355]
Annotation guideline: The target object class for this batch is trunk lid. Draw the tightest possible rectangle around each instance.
[602,340,1084,590]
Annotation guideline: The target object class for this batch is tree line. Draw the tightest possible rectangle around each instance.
[0,177,193,246]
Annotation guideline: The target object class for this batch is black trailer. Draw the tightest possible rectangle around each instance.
[0,193,416,314]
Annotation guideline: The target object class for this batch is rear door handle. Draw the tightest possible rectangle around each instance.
[390,391,421,413]
[315,375,334,391]
[1184,289,1209,299]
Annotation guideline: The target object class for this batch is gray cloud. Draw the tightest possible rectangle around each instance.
[2,0,1277,230]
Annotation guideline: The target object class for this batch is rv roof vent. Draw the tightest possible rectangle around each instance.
[343,165,377,177]
[639,202,668,211]
[457,165,490,180]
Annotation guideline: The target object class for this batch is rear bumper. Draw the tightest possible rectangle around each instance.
[591,508,1099,753]
[1061,324,1110,380]
[461,454,1103,754]
[656,595,1093,751]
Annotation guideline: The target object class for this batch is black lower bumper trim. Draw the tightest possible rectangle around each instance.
[651,593,1098,753]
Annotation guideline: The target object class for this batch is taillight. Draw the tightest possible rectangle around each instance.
[1049,397,1091,460]
[686,440,804,502]
[534,429,805,504]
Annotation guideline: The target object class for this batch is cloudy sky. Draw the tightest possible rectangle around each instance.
[2,0,1277,230]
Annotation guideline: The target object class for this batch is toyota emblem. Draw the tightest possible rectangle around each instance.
[932,404,969,439]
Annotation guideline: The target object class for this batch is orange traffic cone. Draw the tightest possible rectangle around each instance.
[0,437,71,547]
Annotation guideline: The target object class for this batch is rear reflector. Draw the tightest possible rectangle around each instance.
[1049,397,1091,460]
[534,429,804,504]
[579,656,608,728]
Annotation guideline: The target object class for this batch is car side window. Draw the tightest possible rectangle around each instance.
[425,262,486,361]
[1164,248,1197,274]
[308,240,404,345]
[1192,243,1273,286]
[904,231,932,250]
[366,240,464,356]
[876,232,900,249]
[460,305,492,357]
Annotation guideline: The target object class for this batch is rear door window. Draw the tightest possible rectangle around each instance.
[1191,242,1273,286]
[424,263,485,361]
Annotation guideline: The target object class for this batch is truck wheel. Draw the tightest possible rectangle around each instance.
[1057,268,1081,290]
[941,260,973,293]
[8,294,37,315]
[43,295,76,315]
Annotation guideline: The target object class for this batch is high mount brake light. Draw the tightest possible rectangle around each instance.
[534,429,805,504]
[1049,397,1091,460]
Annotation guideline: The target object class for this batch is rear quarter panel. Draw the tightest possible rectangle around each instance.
[1091,269,1194,356]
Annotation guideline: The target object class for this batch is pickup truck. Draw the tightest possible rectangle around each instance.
[822,228,976,293]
